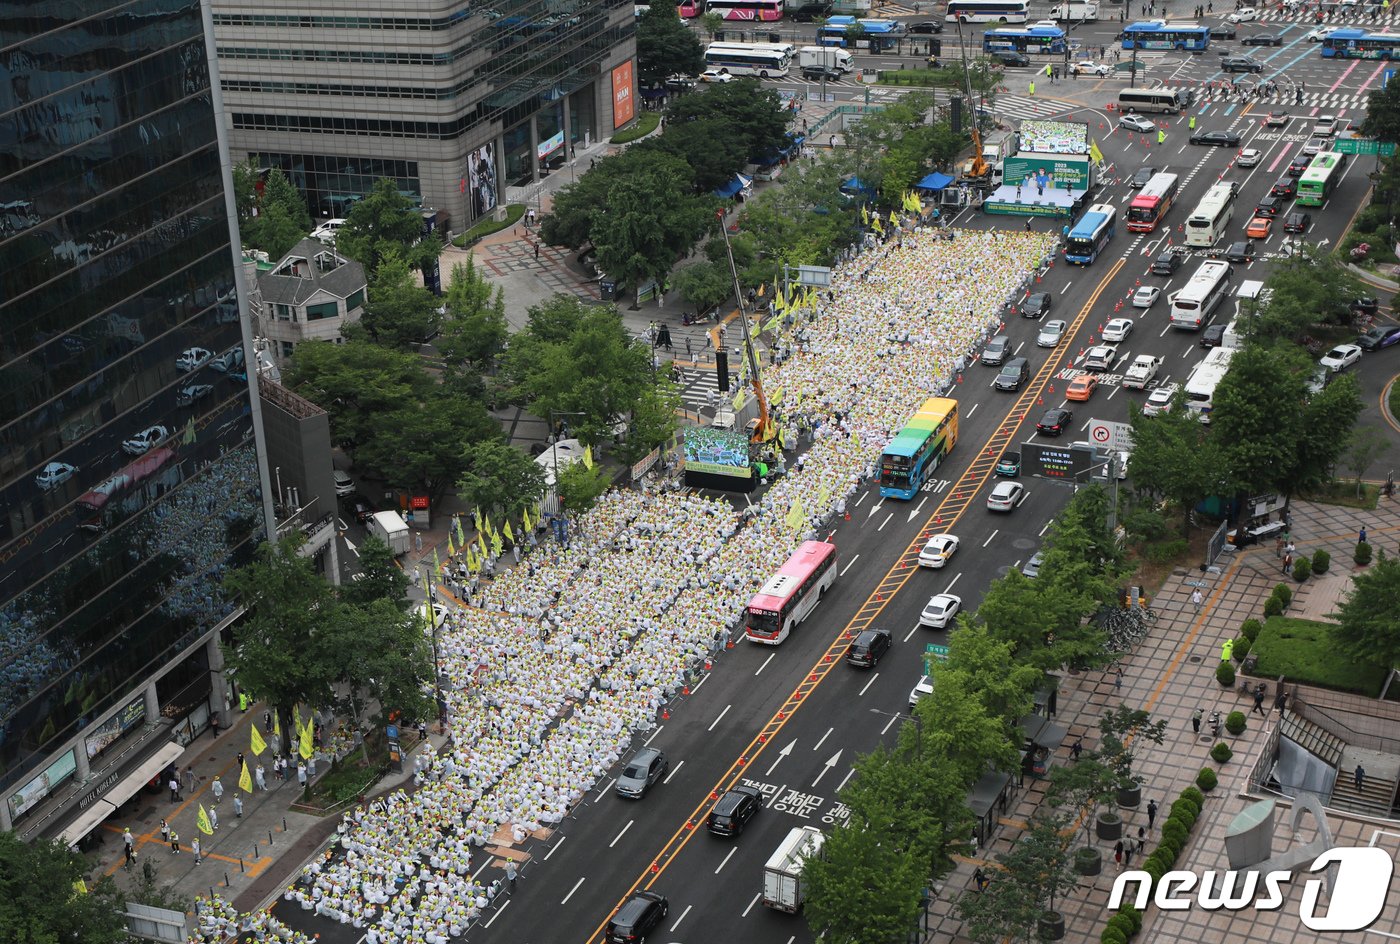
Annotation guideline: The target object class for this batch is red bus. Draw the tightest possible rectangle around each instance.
[1126,171,1179,233]
[677,0,705,16]
[745,540,838,645]
[78,446,178,531]
[707,0,783,19]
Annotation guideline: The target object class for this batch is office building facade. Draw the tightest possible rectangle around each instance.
[0,1,273,836]
[211,0,638,228]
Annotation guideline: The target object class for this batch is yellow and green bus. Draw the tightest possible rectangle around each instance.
[1296,151,1348,208]
[879,397,959,499]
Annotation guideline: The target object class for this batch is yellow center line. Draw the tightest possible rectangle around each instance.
[583,253,1128,943]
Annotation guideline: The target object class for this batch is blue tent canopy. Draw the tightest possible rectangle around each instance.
[842,176,871,193]
[916,172,955,191]
[712,173,753,199]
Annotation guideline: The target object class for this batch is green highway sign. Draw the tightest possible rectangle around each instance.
[1335,138,1397,156]
[923,643,949,672]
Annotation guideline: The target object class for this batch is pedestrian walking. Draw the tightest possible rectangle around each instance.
[1123,840,1135,868]
[209,805,219,831]
[236,751,244,772]
[297,763,308,787]
[1071,738,1083,761]
[234,794,243,818]
[1282,552,1293,575]
[211,776,223,802]
[183,765,195,794]
[974,867,990,892]
[1252,686,1266,715]
[255,764,267,791]
[159,819,169,843]
[169,775,181,802]
[1137,825,1147,849]
[1192,707,1203,734]
[534,241,540,261]
[1191,587,1203,611]
[414,533,423,554]
[1114,840,1124,869]
[122,828,136,865]
[1356,764,1367,790]
[1360,525,1368,544]
[192,837,202,864]
[1115,666,1123,690]
[170,829,180,854]
[506,861,518,892]
[1276,688,1290,713]
[1147,798,1158,830]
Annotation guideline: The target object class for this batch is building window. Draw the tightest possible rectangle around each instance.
[305,301,339,321]
[281,341,296,359]
[346,289,366,311]
[275,304,296,322]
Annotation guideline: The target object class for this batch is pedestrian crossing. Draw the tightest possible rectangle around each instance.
[1255,7,1394,23]
[673,363,724,413]
[992,94,1082,121]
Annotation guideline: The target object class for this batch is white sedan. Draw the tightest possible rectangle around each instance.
[1228,6,1259,21]
[908,674,934,709]
[176,347,212,372]
[1119,114,1156,134]
[1131,286,1161,309]
[919,593,963,629]
[1143,384,1178,416]
[36,461,78,490]
[122,424,170,455]
[918,533,960,568]
[1102,317,1135,342]
[1305,25,1341,41]
[699,69,733,83]
[1037,319,1068,347]
[1319,343,1363,372]
[1074,60,1112,77]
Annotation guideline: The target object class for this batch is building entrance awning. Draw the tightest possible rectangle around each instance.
[57,741,183,848]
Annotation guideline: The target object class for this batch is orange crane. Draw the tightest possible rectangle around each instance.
[715,210,777,444]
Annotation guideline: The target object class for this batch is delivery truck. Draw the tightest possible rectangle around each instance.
[798,45,854,78]
[368,510,411,557]
[763,826,825,913]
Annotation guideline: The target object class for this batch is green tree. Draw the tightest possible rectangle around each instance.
[671,260,734,314]
[501,296,652,444]
[0,833,128,944]
[238,167,315,259]
[1127,395,1232,535]
[438,258,509,370]
[922,653,1022,779]
[340,536,410,611]
[1331,550,1400,669]
[542,149,693,250]
[698,10,724,40]
[1046,748,1118,848]
[354,387,499,503]
[646,120,752,193]
[223,536,341,742]
[589,160,713,293]
[1295,372,1364,492]
[1249,247,1364,342]
[348,249,442,349]
[1097,704,1168,799]
[231,158,261,225]
[803,815,930,944]
[665,79,791,174]
[957,813,1076,944]
[1213,343,1310,499]
[943,620,1041,729]
[618,378,683,466]
[1342,425,1393,497]
[458,439,548,521]
[287,340,432,450]
[636,4,704,87]
[323,598,435,726]
[1363,78,1400,142]
[336,178,442,279]
[556,459,613,514]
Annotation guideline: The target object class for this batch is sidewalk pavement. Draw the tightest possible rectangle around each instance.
[90,702,437,918]
[924,494,1400,944]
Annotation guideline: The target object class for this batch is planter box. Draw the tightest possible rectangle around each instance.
[1096,811,1123,840]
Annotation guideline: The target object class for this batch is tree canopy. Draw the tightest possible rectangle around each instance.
[1362,78,1400,142]
[635,4,704,87]
[458,439,548,522]
[346,249,441,349]
[1331,550,1400,671]
[336,179,442,279]
[233,165,314,260]
[0,833,128,944]
[1127,392,1232,534]
[1212,342,1310,498]
[438,257,509,371]
[588,156,715,291]
[1246,246,1364,344]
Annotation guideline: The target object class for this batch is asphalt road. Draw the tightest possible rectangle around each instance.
[285,17,1400,944]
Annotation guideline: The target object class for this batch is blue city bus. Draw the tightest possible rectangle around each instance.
[1121,21,1210,51]
[879,397,960,499]
[1320,29,1400,58]
[818,15,903,49]
[1064,202,1117,265]
[982,26,1068,55]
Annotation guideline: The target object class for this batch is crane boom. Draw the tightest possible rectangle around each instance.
[715,211,776,443]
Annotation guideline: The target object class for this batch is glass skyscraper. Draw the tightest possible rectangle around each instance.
[0,0,273,834]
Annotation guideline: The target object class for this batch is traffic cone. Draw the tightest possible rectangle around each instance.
[726,637,735,649]
[662,708,670,720]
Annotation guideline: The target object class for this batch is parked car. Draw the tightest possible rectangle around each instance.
[909,674,934,710]
[36,461,78,491]
[846,628,892,668]
[1319,343,1363,372]
[1357,324,1400,351]
[615,747,668,799]
[210,347,244,373]
[981,334,1011,365]
[1020,292,1052,318]
[917,533,960,568]
[333,470,355,496]
[1036,319,1067,347]
[1035,408,1073,437]
[987,480,1026,510]
[176,347,212,372]
[1021,551,1044,578]
[343,494,375,524]
[176,383,213,406]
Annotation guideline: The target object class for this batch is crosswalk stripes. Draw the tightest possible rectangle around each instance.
[993,94,1080,121]
[673,363,722,412]
[1256,8,1391,23]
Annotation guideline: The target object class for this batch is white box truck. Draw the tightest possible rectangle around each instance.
[368,510,411,557]
[763,826,825,913]
[1049,1,1099,20]
[799,46,854,78]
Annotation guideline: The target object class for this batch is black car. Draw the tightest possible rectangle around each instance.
[1190,130,1242,147]
[1036,408,1073,436]
[1131,166,1160,188]
[607,892,668,944]
[1254,194,1282,217]
[786,1,831,20]
[707,786,761,837]
[342,494,375,524]
[991,49,1032,67]
[802,65,842,80]
[1020,292,1051,318]
[1200,323,1227,348]
[981,334,1011,365]
[1357,324,1400,350]
[1224,240,1256,263]
[1221,56,1264,73]
[1352,297,1380,316]
[1270,177,1297,198]
[1152,248,1185,275]
[908,19,942,33]
[846,628,892,668]
[1286,154,1311,177]
[1209,23,1237,38]
[1241,32,1282,45]
[1283,210,1312,233]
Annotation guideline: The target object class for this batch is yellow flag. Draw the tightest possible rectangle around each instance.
[785,499,806,532]
[250,723,267,756]
[733,389,748,410]
[299,716,313,760]
[183,417,196,445]
[491,531,504,558]
[861,205,870,225]
[889,209,898,225]
[447,535,455,557]
[872,215,884,235]
[818,484,831,509]
[913,193,923,214]
[197,804,214,835]
[522,507,532,533]
[482,515,493,540]
[1089,139,1105,165]
[473,508,483,534]
[433,547,442,574]
[503,520,514,543]
[239,761,253,793]
[454,516,465,544]
[273,710,280,741]
[583,446,594,469]
[72,879,88,896]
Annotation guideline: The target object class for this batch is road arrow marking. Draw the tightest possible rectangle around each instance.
[766,739,796,776]
[812,750,844,787]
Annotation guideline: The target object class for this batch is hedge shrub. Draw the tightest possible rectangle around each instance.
[1217,660,1236,686]
[1232,637,1252,661]
[1274,584,1293,607]
[1263,596,1284,618]
[1182,786,1205,807]
[1197,767,1218,791]
[1106,914,1135,939]
[1292,556,1312,581]
[1357,541,1374,566]
[1211,741,1234,763]
[1312,549,1330,573]
[1226,710,1247,735]
[1122,905,1143,934]
[1101,928,1129,944]
[1241,617,1264,641]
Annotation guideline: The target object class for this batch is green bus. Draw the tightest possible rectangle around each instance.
[1296,151,1347,207]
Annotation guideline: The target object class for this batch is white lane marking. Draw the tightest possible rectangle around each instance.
[560,878,585,905]
[982,529,998,548]
[859,672,879,697]
[708,705,731,732]
[840,554,860,576]
[663,760,685,783]
[716,847,738,874]
[878,512,893,531]
[813,727,833,751]
[596,778,616,800]
[644,725,664,746]
[881,713,899,735]
[671,904,694,932]
[609,820,633,848]
[543,836,566,860]
[743,893,762,917]
[755,652,776,676]
[484,900,511,928]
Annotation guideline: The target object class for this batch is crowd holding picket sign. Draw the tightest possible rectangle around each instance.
[194,228,1056,944]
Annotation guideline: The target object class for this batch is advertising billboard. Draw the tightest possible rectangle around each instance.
[1019,119,1090,155]
[1002,154,1094,193]
[612,60,636,128]
[467,143,498,220]
[7,749,77,820]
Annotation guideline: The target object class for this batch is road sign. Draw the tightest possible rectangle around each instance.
[1021,441,1096,480]
[1088,418,1134,453]
[1385,69,1396,89]
[1334,137,1397,157]
[923,643,949,673]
